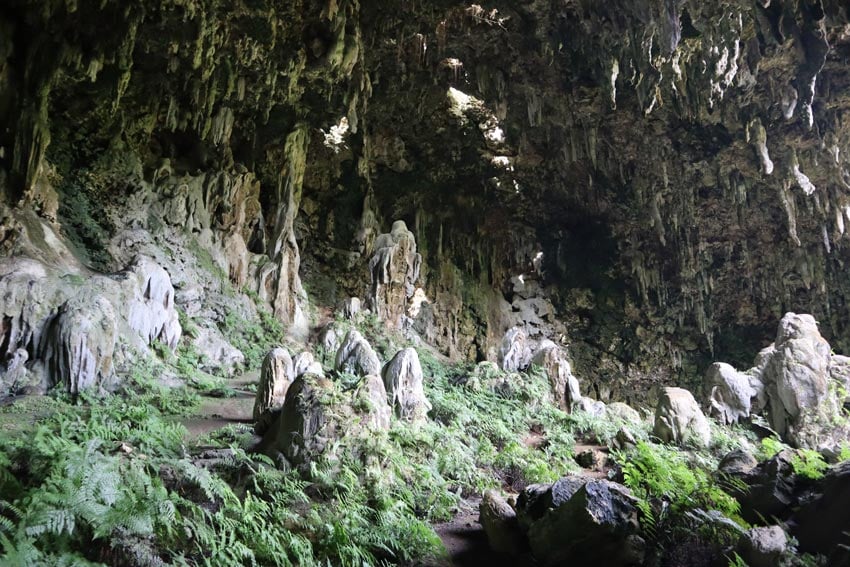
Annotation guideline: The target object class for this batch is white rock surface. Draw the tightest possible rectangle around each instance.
[381,347,431,421]
[653,387,712,447]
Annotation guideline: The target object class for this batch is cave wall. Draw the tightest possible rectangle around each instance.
[2,0,850,401]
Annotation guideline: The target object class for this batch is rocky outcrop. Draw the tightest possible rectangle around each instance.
[264,373,336,466]
[737,526,788,567]
[653,387,712,447]
[707,362,761,425]
[479,490,524,555]
[523,477,644,567]
[368,220,421,328]
[253,348,294,432]
[121,256,181,350]
[498,327,532,372]
[335,330,381,377]
[355,374,392,431]
[293,351,323,378]
[381,348,431,421]
[709,313,847,447]
[42,295,117,395]
[531,341,581,412]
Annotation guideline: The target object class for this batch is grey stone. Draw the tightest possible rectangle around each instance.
[335,330,381,377]
[498,326,532,372]
[653,387,711,447]
[531,343,581,411]
[381,348,431,421]
[737,526,788,567]
[707,362,759,425]
[480,489,524,555]
[253,347,294,433]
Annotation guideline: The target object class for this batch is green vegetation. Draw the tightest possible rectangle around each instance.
[614,441,746,537]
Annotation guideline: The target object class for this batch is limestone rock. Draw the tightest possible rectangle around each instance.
[531,342,581,411]
[341,297,361,320]
[0,258,55,364]
[653,387,711,447]
[381,347,431,421]
[1,348,30,393]
[576,396,607,418]
[368,220,421,327]
[41,295,117,395]
[613,427,637,451]
[318,323,345,364]
[737,526,788,567]
[606,402,642,425]
[355,374,392,431]
[759,313,842,446]
[498,327,532,372]
[266,373,336,466]
[253,348,294,432]
[719,449,758,477]
[335,330,381,377]
[828,354,850,408]
[192,326,245,375]
[792,460,850,561]
[707,362,760,425]
[479,489,524,555]
[735,449,799,525]
[526,478,644,567]
[293,351,323,378]
[121,256,182,350]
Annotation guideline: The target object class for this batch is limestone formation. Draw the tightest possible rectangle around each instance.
[526,478,644,567]
[368,220,421,327]
[381,348,431,421]
[498,327,532,372]
[707,362,761,425]
[335,330,381,377]
[342,297,361,320]
[355,374,392,431]
[479,490,524,555]
[318,323,345,364]
[266,373,336,466]
[710,313,847,447]
[253,348,294,431]
[293,351,324,378]
[192,326,245,375]
[41,295,117,395]
[121,256,182,350]
[531,342,581,411]
[606,402,642,425]
[653,387,712,447]
[737,526,788,567]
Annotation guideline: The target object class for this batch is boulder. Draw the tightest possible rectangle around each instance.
[122,256,182,350]
[759,313,840,446]
[253,348,294,433]
[293,351,323,378]
[480,490,524,555]
[576,396,607,418]
[335,330,381,377]
[341,297,361,320]
[516,483,555,532]
[526,478,644,567]
[498,327,532,372]
[318,323,344,364]
[735,449,799,525]
[531,342,581,411]
[613,427,637,451]
[264,373,337,466]
[718,449,758,477]
[41,295,117,395]
[368,220,421,327]
[606,402,642,425]
[381,348,431,421]
[192,326,245,375]
[707,362,760,425]
[736,526,788,567]
[1,348,30,394]
[653,387,711,447]
[355,374,392,431]
[791,460,850,560]
[828,354,850,407]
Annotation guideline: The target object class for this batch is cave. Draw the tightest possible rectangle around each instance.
[0,1,849,566]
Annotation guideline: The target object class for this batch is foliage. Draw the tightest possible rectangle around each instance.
[614,441,745,534]
[790,449,829,481]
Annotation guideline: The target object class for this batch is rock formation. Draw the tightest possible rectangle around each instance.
[381,348,431,422]
[653,387,712,447]
[253,347,295,430]
[335,330,381,377]
[531,341,581,412]
[368,221,421,328]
